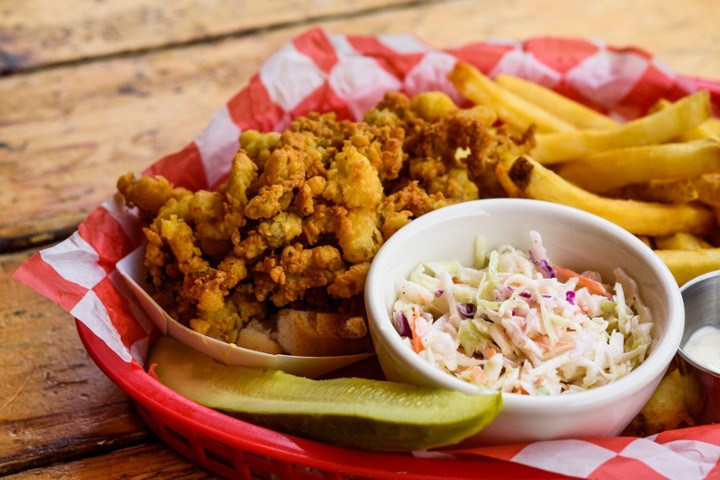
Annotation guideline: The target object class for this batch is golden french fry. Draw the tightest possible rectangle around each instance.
[637,235,653,248]
[448,62,576,133]
[555,140,720,192]
[676,116,720,142]
[684,117,720,142]
[604,178,699,204]
[532,90,712,164]
[654,232,713,250]
[495,155,716,236]
[648,98,672,113]
[495,74,618,130]
[694,173,720,207]
[654,248,720,285]
[652,98,720,141]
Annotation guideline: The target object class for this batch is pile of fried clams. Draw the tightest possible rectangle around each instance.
[117,91,534,357]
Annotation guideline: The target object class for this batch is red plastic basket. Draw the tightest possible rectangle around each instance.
[76,320,571,479]
[13,30,720,478]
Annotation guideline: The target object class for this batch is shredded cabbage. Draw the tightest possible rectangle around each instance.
[391,231,654,396]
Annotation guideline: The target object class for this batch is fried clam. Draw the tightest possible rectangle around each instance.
[623,363,704,436]
[117,90,533,356]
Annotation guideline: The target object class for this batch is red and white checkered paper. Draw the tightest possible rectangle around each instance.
[13,28,720,479]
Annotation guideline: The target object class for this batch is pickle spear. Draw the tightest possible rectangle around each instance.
[149,336,502,451]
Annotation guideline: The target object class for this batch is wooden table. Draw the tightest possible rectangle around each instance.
[2,1,719,477]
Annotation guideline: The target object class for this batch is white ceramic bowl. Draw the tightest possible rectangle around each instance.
[365,198,684,445]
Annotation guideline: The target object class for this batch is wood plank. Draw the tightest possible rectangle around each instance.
[0,250,130,421]
[3,444,218,479]
[0,0,417,73]
[0,30,292,246]
[0,403,149,476]
[2,0,719,250]
[0,249,150,475]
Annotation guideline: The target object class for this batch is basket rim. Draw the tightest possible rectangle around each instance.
[75,319,567,479]
[65,33,720,479]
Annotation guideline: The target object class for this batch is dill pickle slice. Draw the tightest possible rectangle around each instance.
[149,336,502,451]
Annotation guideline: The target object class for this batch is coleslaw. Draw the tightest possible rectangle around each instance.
[391,231,654,395]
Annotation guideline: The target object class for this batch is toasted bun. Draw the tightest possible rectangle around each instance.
[276,309,371,356]
[236,319,283,354]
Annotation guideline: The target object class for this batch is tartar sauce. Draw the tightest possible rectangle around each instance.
[684,325,720,374]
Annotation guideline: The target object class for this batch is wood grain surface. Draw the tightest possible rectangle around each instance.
[0,249,154,476]
[1,0,719,477]
[0,0,416,73]
[2,0,720,251]
[3,444,218,480]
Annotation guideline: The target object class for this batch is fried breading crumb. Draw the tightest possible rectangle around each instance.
[117,90,534,356]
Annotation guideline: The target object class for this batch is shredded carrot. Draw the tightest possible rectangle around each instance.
[410,309,423,353]
[412,330,423,353]
[553,265,609,297]
[486,347,498,357]
[537,335,553,348]
[471,366,484,383]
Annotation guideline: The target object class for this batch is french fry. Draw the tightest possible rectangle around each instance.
[449,63,720,272]
[604,178,699,204]
[531,90,712,164]
[637,235,653,248]
[654,232,713,250]
[694,172,720,207]
[654,248,720,285]
[555,140,720,192]
[684,117,720,141]
[495,155,716,236]
[448,62,576,133]
[652,98,720,141]
[495,74,619,130]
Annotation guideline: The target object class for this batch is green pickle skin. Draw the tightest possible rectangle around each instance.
[149,336,502,451]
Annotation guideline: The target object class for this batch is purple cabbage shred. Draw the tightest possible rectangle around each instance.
[459,303,477,318]
[435,289,444,297]
[393,311,412,337]
[566,290,576,304]
[529,251,556,278]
